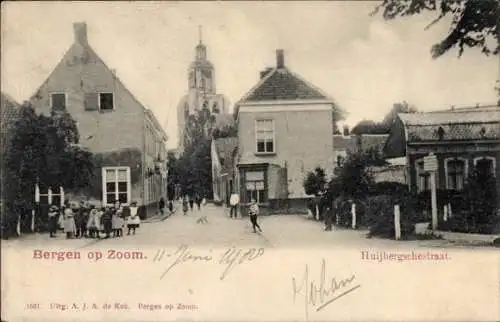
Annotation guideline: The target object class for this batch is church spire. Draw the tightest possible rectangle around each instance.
[195,25,207,60]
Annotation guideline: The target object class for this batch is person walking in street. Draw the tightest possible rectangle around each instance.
[182,197,189,216]
[323,201,334,231]
[127,201,140,235]
[188,195,194,211]
[229,191,240,219]
[168,200,174,213]
[195,194,202,211]
[159,197,166,215]
[63,203,77,239]
[48,205,59,238]
[248,199,262,233]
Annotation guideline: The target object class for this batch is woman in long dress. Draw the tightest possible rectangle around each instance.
[86,206,100,238]
[48,205,59,238]
[113,201,125,237]
[63,204,76,239]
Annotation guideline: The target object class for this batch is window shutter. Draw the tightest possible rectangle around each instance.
[84,93,98,110]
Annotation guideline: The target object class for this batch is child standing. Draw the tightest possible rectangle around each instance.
[127,201,140,235]
[101,206,113,238]
[249,199,262,233]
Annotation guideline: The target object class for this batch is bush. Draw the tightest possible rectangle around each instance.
[367,193,417,239]
[368,182,407,196]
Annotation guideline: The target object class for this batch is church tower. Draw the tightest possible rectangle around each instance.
[188,26,215,95]
[176,26,232,154]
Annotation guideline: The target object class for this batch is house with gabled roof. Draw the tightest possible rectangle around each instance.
[384,106,500,209]
[234,49,340,214]
[28,22,168,215]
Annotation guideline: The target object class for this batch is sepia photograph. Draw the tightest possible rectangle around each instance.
[1,1,499,321]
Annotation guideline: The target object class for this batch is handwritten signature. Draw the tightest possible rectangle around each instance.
[153,245,265,281]
[292,258,360,320]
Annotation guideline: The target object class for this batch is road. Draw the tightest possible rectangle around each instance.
[2,203,487,249]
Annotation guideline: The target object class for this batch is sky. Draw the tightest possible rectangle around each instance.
[2,1,498,148]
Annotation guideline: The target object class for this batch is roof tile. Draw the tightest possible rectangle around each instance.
[243,69,328,102]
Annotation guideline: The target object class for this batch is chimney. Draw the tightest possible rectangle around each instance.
[343,125,349,136]
[73,22,88,44]
[276,49,285,69]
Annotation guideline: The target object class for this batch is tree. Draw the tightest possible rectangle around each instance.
[324,152,375,203]
[459,163,497,233]
[351,120,387,135]
[352,101,418,135]
[212,123,238,139]
[2,103,95,236]
[381,101,418,128]
[372,0,499,58]
[303,167,327,196]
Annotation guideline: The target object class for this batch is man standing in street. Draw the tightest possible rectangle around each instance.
[229,191,240,219]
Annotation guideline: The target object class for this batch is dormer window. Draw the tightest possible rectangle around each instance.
[51,93,66,111]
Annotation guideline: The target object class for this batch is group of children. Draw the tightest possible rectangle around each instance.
[47,200,141,239]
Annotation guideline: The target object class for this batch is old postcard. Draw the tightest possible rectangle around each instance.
[1,1,499,321]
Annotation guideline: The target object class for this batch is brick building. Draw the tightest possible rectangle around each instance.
[384,106,500,208]
[28,22,168,215]
[234,49,338,213]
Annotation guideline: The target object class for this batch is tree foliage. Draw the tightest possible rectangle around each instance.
[372,0,499,58]
[303,167,327,196]
[2,103,95,236]
[173,106,233,199]
[324,152,375,204]
[352,101,417,134]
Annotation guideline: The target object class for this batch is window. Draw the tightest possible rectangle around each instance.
[335,150,347,167]
[474,157,496,177]
[245,171,265,203]
[102,167,131,205]
[255,120,275,153]
[51,93,66,111]
[445,158,467,190]
[84,93,99,111]
[415,159,430,192]
[99,93,114,111]
[337,155,345,167]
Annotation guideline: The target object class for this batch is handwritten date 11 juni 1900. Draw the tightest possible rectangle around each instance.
[152,245,265,281]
